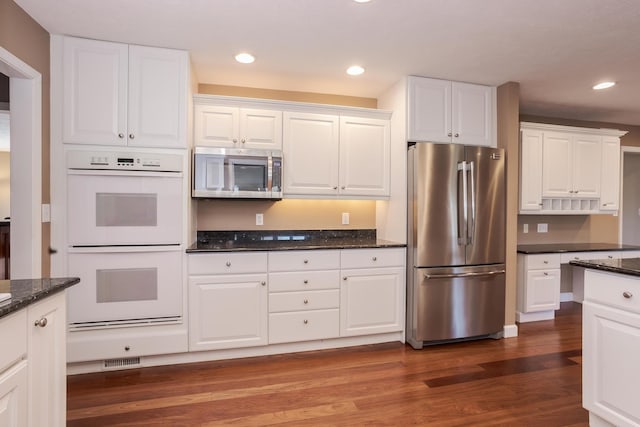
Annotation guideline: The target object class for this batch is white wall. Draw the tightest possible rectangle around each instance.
[623,151,640,245]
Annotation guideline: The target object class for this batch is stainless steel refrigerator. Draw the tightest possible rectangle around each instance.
[407,142,505,349]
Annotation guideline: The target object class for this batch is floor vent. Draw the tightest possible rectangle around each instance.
[103,357,141,370]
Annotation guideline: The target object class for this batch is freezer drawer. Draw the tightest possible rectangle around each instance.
[409,265,505,346]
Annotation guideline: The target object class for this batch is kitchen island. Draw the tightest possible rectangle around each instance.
[0,277,79,427]
[569,258,640,427]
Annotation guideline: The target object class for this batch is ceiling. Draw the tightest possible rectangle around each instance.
[14,0,640,126]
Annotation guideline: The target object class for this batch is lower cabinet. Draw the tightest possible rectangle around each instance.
[583,270,640,426]
[0,291,66,427]
[516,253,561,322]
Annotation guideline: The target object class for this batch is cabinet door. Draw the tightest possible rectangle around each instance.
[193,105,240,147]
[27,292,66,427]
[283,112,339,196]
[542,131,572,197]
[240,108,283,149]
[340,267,404,337]
[519,129,543,211]
[0,360,28,427]
[339,116,390,197]
[572,134,601,197]
[127,45,187,148]
[62,37,128,145]
[407,76,451,143]
[452,82,494,147]
[189,274,268,351]
[583,301,640,426]
[600,136,621,211]
[525,269,560,312]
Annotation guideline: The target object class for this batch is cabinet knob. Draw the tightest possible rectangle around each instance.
[454,133,459,138]
[241,139,246,144]
[303,259,309,264]
[341,186,345,190]
[372,257,377,261]
[303,319,308,324]
[538,203,543,206]
[125,346,130,351]
[333,186,338,190]
[574,257,579,260]
[303,279,308,284]
[129,134,135,139]
[623,291,633,299]
[233,138,238,143]
[543,272,548,276]
[603,203,609,206]
[34,317,47,328]
[303,299,309,304]
[543,260,548,264]
[447,132,452,137]
[226,261,231,267]
[608,255,613,259]
[261,281,266,286]
[343,276,347,281]
[118,133,125,139]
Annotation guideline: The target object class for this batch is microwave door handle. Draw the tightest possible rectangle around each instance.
[267,155,273,192]
[457,161,467,246]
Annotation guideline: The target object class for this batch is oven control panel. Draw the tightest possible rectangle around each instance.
[67,150,183,172]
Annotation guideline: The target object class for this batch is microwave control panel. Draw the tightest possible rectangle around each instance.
[67,150,183,172]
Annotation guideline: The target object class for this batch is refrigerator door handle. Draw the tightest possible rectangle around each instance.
[423,269,505,279]
[468,160,476,245]
[457,161,468,245]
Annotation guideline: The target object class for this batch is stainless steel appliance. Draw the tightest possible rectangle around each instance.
[65,150,184,329]
[193,147,282,199]
[407,142,505,349]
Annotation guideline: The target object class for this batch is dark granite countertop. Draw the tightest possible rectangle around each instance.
[569,258,640,277]
[517,243,640,254]
[0,277,80,319]
[187,229,406,253]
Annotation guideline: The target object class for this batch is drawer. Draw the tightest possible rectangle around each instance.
[269,270,339,292]
[525,253,561,270]
[340,248,405,269]
[0,310,27,373]
[269,290,339,313]
[561,251,620,264]
[268,309,339,344]
[585,270,640,314]
[269,250,340,272]
[188,252,268,275]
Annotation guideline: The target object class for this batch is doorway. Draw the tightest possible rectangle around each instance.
[620,147,640,245]
[0,47,42,279]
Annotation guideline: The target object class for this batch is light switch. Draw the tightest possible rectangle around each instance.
[342,212,350,225]
[537,223,548,233]
[523,224,528,233]
[41,204,51,223]
[256,213,264,226]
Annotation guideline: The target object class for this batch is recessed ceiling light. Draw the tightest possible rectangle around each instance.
[235,53,255,64]
[353,0,371,3]
[346,65,365,76]
[593,81,616,90]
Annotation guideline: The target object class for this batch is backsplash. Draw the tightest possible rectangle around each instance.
[517,214,618,244]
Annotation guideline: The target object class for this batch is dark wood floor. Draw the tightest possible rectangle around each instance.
[67,302,587,426]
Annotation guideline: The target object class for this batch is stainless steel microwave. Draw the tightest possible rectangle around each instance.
[192,147,283,199]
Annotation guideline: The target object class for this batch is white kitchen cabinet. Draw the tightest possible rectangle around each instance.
[27,292,66,427]
[516,253,561,322]
[519,128,543,212]
[407,76,495,147]
[520,122,626,214]
[600,136,621,211]
[268,250,340,344]
[193,104,282,149]
[0,310,27,427]
[583,269,640,427]
[283,113,391,198]
[63,36,188,148]
[340,248,405,337]
[188,253,268,351]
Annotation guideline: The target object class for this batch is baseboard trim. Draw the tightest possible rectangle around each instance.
[517,310,555,323]
[503,324,518,338]
[560,292,574,302]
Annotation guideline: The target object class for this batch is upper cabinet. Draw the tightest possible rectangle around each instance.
[62,36,188,148]
[407,76,496,147]
[193,103,282,149]
[519,122,627,214]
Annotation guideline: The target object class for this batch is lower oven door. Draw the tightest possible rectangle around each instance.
[67,246,182,327]
[67,169,183,246]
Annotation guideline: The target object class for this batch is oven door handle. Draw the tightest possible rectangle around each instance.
[67,244,182,254]
[67,169,182,178]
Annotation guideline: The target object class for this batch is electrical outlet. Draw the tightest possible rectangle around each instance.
[342,212,350,225]
[523,224,528,233]
[537,223,548,233]
[41,203,51,223]
[256,213,264,226]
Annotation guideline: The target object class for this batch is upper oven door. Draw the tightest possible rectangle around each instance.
[67,169,183,246]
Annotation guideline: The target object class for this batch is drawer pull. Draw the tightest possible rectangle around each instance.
[543,272,548,276]
[543,260,548,264]
[372,257,377,261]
[303,319,308,324]
[574,257,579,260]
[125,346,130,351]
[623,291,633,299]
[261,281,266,286]
[303,299,309,304]
[226,261,231,267]
[303,259,309,264]
[34,317,48,328]
[608,255,613,259]
[303,280,308,284]
[343,277,347,281]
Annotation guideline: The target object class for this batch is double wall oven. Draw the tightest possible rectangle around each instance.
[65,150,184,329]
